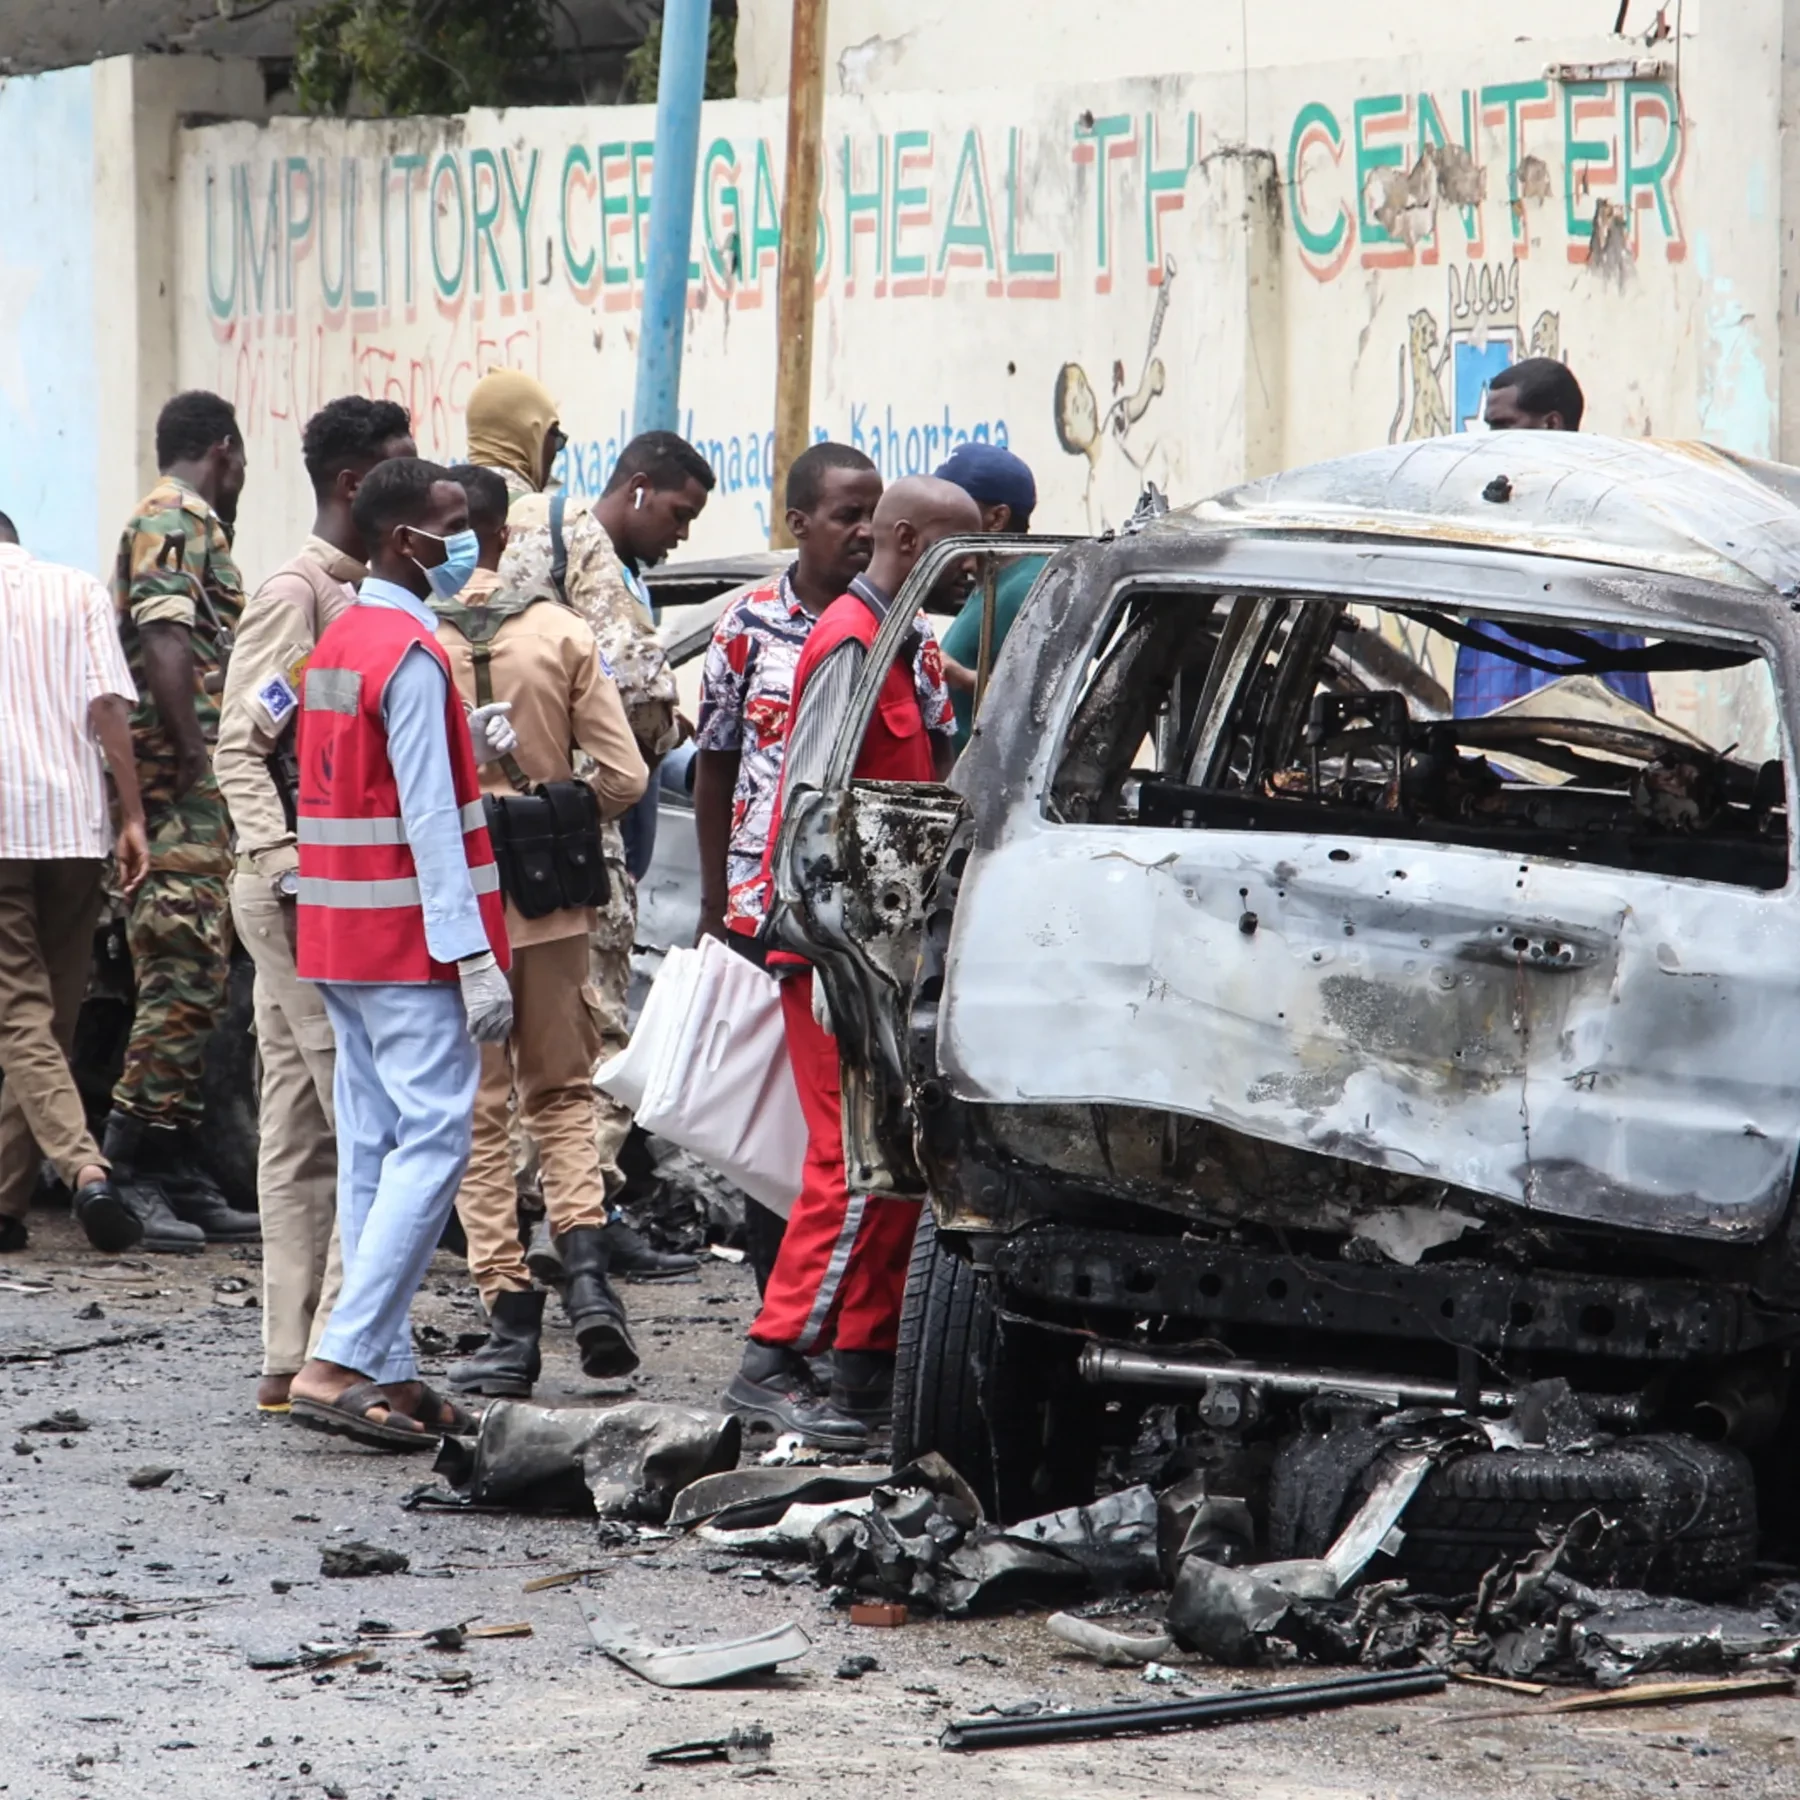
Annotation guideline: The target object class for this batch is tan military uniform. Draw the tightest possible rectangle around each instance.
[215,537,359,1376]
[496,488,677,1193]
[435,567,648,1300]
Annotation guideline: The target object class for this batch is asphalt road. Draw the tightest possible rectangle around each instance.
[2,1211,1797,1799]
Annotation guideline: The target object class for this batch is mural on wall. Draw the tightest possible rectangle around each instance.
[1390,262,1564,442]
[175,65,1695,579]
[1053,252,1176,530]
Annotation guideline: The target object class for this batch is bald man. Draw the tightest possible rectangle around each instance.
[722,475,980,1447]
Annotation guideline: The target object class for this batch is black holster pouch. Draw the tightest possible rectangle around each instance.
[483,780,610,919]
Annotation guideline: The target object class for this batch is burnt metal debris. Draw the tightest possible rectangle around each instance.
[413,1400,741,1519]
[939,1668,1450,1751]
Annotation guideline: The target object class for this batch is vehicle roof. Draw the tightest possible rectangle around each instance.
[1180,435,1800,600]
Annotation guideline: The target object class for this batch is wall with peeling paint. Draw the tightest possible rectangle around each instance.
[169,14,1779,596]
[0,4,1787,600]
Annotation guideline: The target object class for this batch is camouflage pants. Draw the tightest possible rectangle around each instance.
[112,785,234,1128]
[589,853,636,1198]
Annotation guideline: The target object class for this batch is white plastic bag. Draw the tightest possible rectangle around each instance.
[596,936,805,1219]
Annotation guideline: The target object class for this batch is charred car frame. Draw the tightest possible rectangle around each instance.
[771,435,1800,1556]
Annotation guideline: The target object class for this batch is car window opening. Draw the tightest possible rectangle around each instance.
[1050,591,1788,892]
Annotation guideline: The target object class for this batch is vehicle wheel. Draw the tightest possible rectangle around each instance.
[196,947,260,1210]
[1386,1434,1756,1600]
[892,1205,1100,1522]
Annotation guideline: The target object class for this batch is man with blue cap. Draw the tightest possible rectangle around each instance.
[933,444,1048,750]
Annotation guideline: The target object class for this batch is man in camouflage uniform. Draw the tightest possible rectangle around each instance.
[103,391,261,1251]
[462,370,712,1280]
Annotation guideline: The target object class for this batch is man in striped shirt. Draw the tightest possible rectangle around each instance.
[0,512,151,1253]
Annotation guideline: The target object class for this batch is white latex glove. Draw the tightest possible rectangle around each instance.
[468,701,518,767]
[458,951,514,1044]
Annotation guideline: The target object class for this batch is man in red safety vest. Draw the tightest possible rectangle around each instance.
[724,474,982,1448]
[285,457,521,1450]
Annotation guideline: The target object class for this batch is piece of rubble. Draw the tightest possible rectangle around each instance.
[836,1654,879,1680]
[319,1542,409,1579]
[647,1725,773,1766]
[580,1603,811,1688]
[126,1465,174,1490]
[1046,1611,1175,1668]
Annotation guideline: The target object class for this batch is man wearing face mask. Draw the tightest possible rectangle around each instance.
[216,395,415,1414]
[285,457,519,1450]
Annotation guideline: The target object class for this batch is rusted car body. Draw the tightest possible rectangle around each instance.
[773,434,1800,1519]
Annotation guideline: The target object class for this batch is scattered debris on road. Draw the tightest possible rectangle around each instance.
[319,1541,410,1579]
[647,1724,773,1767]
[580,1603,812,1687]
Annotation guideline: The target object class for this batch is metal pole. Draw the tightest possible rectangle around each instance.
[768,0,828,549]
[633,0,713,437]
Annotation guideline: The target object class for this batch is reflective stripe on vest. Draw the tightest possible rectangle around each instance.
[296,800,486,846]
[298,862,501,909]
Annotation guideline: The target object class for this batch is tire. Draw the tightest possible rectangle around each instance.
[892,1206,1100,1522]
[1388,1434,1756,1600]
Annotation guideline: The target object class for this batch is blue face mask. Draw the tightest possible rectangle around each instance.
[409,528,481,601]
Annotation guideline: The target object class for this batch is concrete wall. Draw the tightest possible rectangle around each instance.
[0,65,97,570]
[735,0,1664,103]
[175,31,1747,590]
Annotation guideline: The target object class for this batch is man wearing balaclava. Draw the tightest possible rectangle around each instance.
[460,371,713,1319]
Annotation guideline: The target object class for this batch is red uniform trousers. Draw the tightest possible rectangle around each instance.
[749,970,919,1354]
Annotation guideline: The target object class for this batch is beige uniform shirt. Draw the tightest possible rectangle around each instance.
[215,536,363,880]
[436,567,649,948]
[498,495,679,765]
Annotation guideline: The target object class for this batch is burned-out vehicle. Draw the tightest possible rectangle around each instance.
[773,434,1800,1588]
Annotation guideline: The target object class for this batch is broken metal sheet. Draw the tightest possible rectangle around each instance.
[579,1603,811,1688]
[423,1400,741,1520]
[1046,1611,1175,1668]
[701,1496,875,1553]
[1320,1450,1434,1590]
[1348,1205,1481,1268]
[668,1463,892,1529]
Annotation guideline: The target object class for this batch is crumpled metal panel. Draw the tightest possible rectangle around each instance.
[1188,435,1800,596]
[937,818,1800,1240]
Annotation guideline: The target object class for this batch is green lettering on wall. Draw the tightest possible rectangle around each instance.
[1286,101,1348,262]
[561,145,595,287]
[841,132,885,280]
[503,147,540,291]
[937,129,996,275]
[470,148,507,293]
[1352,94,1406,246]
[889,129,930,279]
[430,151,467,298]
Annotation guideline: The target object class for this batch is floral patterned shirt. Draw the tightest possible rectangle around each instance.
[695,566,953,933]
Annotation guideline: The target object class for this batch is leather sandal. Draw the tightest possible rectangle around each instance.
[290,1380,439,1452]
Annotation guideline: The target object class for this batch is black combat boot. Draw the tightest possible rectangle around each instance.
[445,1288,545,1397]
[724,1340,870,1450]
[601,1217,700,1281]
[524,1216,564,1288]
[828,1350,895,1429]
[555,1225,640,1379]
[143,1125,261,1242]
[100,1112,204,1254]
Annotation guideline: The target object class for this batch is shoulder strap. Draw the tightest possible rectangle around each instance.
[550,490,569,603]
[430,596,538,794]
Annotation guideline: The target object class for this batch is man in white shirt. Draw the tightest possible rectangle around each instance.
[0,512,151,1252]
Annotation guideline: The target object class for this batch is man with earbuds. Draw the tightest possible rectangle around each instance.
[284,457,521,1451]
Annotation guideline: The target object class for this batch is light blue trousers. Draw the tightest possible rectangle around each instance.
[314,981,477,1384]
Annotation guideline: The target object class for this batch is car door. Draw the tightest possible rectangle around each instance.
[772,539,1065,1195]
